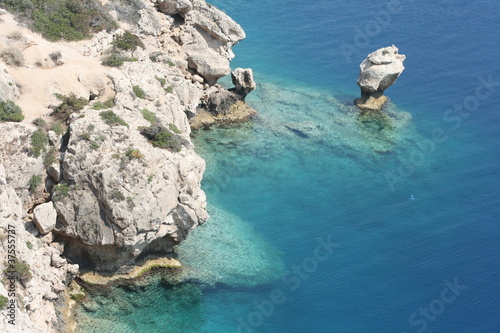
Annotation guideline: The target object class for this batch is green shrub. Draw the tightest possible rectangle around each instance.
[111,188,125,201]
[165,86,174,94]
[141,109,157,123]
[33,117,47,128]
[155,76,166,87]
[29,174,42,192]
[132,85,146,99]
[101,53,137,67]
[50,122,64,135]
[3,259,32,283]
[167,60,175,67]
[0,100,24,122]
[112,31,144,51]
[26,241,33,250]
[168,123,181,134]
[1,0,117,42]
[140,124,182,151]
[31,130,49,158]
[100,110,129,127]
[43,147,58,167]
[0,295,7,310]
[51,93,88,122]
[53,183,70,200]
[90,141,100,150]
[70,293,85,302]
[125,147,143,159]
[92,98,114,110]
[0,47,24,66]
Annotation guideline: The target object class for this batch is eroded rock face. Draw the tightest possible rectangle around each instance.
[0,164,78,333]
[52,63,208,271]
[153,0,245,84]
[0,63,20,100]
[231,68,256,98]
[355,45,405,112]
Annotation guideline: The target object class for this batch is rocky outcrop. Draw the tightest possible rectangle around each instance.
[191,67,257,129]
[51,60,208,271]
[0,164,78,333]
[0,63,20,101]
[231,68,256,99]
[153,0,245,84]
[354,45,405,112]
[0,123,49,209]
[33,202,57,235]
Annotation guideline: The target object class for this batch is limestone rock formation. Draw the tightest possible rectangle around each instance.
[355,45,405,112]
[0,63,20,101]
[0,164,78,333]
[0,123,48,208]
[51,61,208,271]
[231,68,256,99]
[33,202,57,235]
[153,0,246,84]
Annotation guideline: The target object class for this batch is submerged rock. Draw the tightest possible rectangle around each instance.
[355,45,405,112]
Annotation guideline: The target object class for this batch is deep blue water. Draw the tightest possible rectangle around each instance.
[78,1,500,332]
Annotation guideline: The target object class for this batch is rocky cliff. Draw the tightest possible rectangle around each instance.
[0,0,254,330]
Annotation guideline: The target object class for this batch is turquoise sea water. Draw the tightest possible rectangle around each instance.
[77,1,500,332]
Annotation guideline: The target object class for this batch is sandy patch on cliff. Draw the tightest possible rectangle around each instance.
[0,12,114,123]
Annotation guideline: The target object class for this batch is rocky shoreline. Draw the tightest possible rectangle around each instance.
[0,1,257,331]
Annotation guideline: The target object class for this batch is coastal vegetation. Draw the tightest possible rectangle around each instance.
[101,53,137,67]
[28,174,42,192]
[0,100,24,122]
[0,295,7,309]
[132,85,146,99]
[0,0,117,41]
[141,108,157,124]
[51,93,88,122]
[92,98,115,110]
[112,30,144,51]
[3,259,32,283]
[0,47,24,66]
[100,110,129,127]
[30,130,49,157]
[52,182,70,200]
[140,124,182,151]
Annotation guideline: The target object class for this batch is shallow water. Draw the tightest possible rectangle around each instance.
[77,0,500,332]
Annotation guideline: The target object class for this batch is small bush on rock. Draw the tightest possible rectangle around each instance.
[29,174,42,192]
[51,93,88,122]
[140,124,182,152]
[3,259,32,283]
[101,53,137,67]
[168,123,181,134]
[33,117,47,128]
[0,100,24,122]
[92,98,114,110]
[31,130,49,158]
[100,110,129,127]
[125,147,143,159]
[112,31,145,51]
[141,109,157,124]
[53,183,70,201]
[0,295,8,309]
[132,85,146,99]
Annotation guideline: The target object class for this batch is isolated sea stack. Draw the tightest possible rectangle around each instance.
[354,45,405,112]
